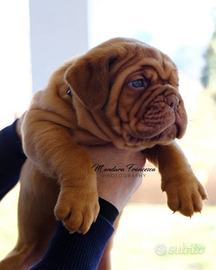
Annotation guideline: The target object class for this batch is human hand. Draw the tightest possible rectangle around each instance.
[82,144,146,213]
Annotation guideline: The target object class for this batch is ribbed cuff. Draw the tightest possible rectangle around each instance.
[98,197,119,224]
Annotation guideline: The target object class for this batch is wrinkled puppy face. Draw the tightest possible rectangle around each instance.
[65,38,187,150]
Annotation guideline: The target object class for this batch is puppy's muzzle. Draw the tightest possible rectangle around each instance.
[164,94,180,112]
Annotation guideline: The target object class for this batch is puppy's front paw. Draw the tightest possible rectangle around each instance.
[162,175,208,217]
[54,185,99,234]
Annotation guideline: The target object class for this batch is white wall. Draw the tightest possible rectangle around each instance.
[0,0,31,129]
[29,0,89,93]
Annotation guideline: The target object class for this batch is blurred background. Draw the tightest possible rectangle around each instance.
[0,0,216,269]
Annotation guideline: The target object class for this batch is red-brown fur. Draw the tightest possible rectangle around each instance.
[0,38,207,270]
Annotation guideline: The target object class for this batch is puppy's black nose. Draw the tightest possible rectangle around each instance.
[165,95,179,112]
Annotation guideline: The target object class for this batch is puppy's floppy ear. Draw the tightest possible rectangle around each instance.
[64,53,118,111]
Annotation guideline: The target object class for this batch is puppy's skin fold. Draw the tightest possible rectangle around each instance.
[0,37,207,270]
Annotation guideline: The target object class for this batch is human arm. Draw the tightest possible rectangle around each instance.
[29,206,115,270]
[29,144,145,270]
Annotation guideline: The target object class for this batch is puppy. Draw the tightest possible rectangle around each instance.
[0,38,207,270]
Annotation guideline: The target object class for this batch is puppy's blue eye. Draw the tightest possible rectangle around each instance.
[66,88,72,96]
[130,79,145,88]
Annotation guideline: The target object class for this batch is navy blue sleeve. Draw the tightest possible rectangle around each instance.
[29,217,114,270]
[0,121,26,200]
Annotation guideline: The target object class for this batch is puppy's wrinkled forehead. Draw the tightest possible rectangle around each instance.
[101,38,178,85]
[65,37,178,111]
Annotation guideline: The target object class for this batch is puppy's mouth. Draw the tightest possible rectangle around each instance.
[127,123,180,143]
[121,92,187,148]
